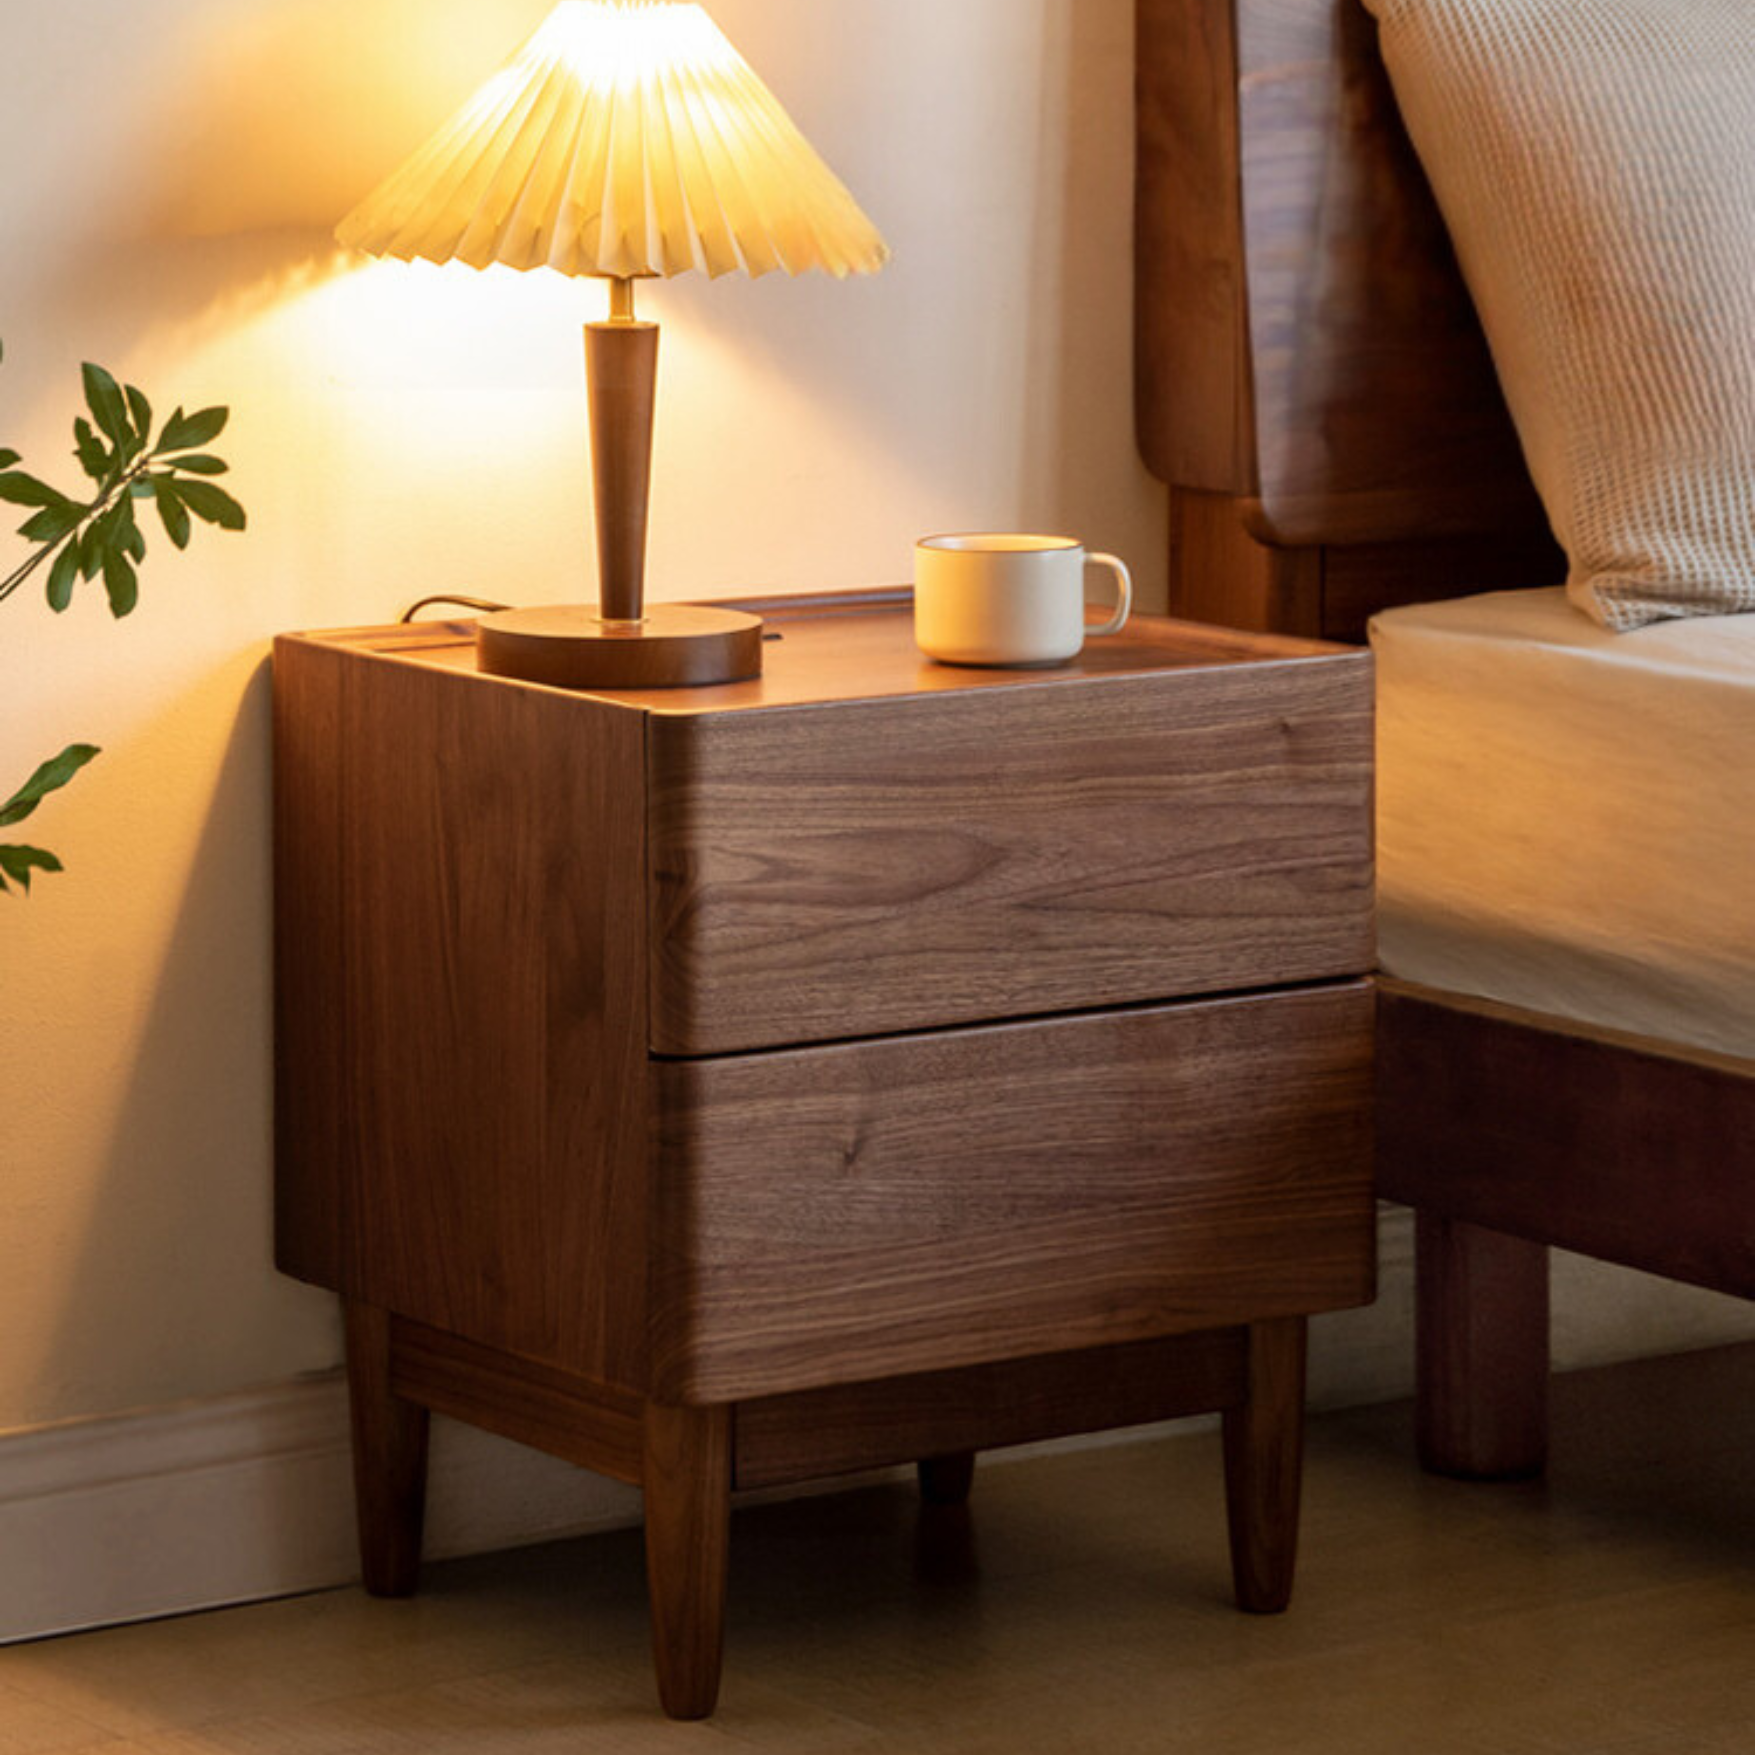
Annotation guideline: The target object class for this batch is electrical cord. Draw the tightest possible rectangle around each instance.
[399,593,512,623]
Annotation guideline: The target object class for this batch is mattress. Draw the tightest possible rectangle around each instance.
[1371,587,1755,1060]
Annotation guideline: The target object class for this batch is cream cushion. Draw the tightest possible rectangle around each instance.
[1361,0,1755,631]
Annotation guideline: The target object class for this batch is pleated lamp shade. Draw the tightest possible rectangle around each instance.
[336,0,891,283]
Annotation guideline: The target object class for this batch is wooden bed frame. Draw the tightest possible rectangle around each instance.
[1135,0,1755,1477]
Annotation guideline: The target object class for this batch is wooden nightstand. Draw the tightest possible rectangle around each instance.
[272,591,1374,1719]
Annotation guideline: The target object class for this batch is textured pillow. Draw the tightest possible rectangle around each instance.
[1361,0,1755,630]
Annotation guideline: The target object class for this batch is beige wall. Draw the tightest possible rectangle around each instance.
[0,0,1162,1428]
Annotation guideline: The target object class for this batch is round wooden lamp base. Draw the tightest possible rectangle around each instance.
[476,603,764,691]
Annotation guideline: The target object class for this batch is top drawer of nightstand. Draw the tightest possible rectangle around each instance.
[646,620,1372,1056]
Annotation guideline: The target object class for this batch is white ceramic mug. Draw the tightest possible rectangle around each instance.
[913,534,1133,667]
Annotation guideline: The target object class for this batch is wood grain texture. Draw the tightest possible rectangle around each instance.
[1137,0,1547,549]
[647,648,1373,1055]
[272,638,652,1388]
[1167,490,1565,643]
[1380,979,1755,1481]
[1414,1215,1550,1481]
[642,1402,731,1721]
[1137,0,1568,641]
[279,600,1377,1712]
[732,1329,1250,1490]
[1167,488,1324,638]
[389,1316,645,1486]
[1222,1317,1306,1613]
[1135,0,1250,496]
[652,985,1374,1403]
[1234,0,1542,546]
[586,318,657,624]
[372,600,1357,708]
[344,1301,430,1597]
[1377,982,1755,1297]
[476,602,764,692]
[278,606,1374,1372]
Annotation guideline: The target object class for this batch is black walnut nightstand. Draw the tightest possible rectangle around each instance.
[273,590,1374,1718]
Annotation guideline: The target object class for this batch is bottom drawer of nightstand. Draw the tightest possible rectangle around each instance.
[650,982,1373,1403]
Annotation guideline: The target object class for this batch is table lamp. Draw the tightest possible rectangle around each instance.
[336,0,890,688]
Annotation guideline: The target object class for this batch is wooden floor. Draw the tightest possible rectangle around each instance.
[4,1343,1754,1753]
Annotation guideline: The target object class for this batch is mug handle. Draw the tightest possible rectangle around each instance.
[1085,552,1132,638]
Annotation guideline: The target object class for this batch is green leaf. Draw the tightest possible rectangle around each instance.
[0,470,72,509]
[0,744,100,828]
[125,384,152,443]
[153,476,191,549]
[72,417,110,482]
[174,477,246,531]
[93,490,146,569]
[0,448,18,470]
[82,361,131,449]
[102,545,138,617]
[19,501,85,545]
[0,844,65,895]
[158,405,228,453]
[168,453,229,476]
[45,538,80,611]
[80,498,141,611]
[77,518,106,580]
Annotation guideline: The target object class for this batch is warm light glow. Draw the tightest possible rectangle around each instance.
[336,0,891,281]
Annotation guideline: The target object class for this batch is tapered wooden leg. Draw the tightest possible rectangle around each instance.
[917,1451,977,1506]
[1416,1213,1550,1480]
[342,1299,429,1597]
[1222,1317,1306,1614]
[643,1402,732,1721]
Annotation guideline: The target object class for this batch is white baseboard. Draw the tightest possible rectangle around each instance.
[6,1205,1754,1645]
[0,1372,640,1644]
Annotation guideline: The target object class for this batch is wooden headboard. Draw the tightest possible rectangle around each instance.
[1135,0,1563,640]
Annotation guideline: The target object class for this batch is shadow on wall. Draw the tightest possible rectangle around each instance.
[32,0,552,354]
[36,659,338,1415]
[133,0,552,247]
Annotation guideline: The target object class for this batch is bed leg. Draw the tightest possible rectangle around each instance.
[1415,1213,1549,1479]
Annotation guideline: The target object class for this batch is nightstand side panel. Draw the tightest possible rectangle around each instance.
[646,655,1373,1055]
[273,640,653,1388]
[273,639,352,1294]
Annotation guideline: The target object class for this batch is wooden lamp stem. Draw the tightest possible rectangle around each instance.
[474,274,764,690]
[587,277,658,627]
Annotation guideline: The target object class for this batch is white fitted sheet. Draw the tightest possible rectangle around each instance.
[1371,587,1755,1060]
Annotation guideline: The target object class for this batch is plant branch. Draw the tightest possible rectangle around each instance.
[3,348,242,894]
[0,535,57,605]
[0,448,148,605]
[0,440,198,614]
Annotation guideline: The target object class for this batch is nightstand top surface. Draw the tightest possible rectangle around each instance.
[283,591,1364,714]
